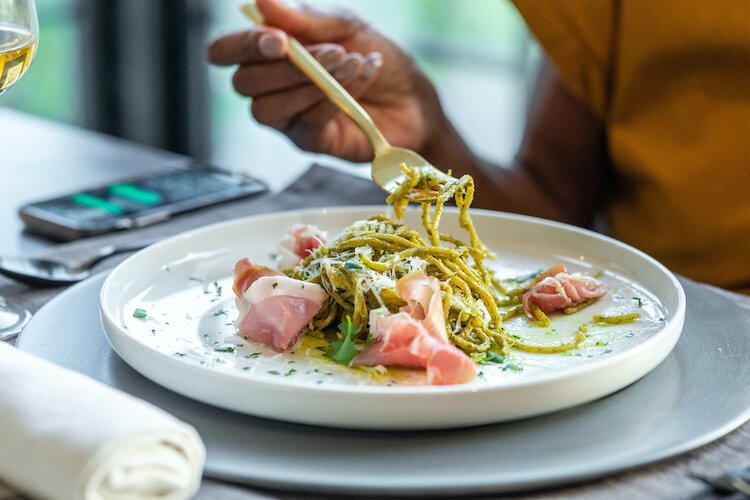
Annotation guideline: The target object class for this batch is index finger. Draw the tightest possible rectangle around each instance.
[207,27,289,65]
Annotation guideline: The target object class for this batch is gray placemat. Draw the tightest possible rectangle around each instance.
[14,272,750,500]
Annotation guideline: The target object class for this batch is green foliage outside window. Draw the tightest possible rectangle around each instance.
[1,0,79,123]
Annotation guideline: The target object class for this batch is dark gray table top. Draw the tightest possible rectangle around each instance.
[0,108,188,256]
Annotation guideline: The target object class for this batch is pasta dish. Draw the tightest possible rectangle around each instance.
[232,165,625,385]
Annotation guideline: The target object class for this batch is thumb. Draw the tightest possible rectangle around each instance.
[256,0,360,43]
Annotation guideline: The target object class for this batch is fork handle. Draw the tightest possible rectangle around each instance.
[240,2,390,156]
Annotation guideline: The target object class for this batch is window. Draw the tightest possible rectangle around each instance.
[0,0,80,124]
[3,0,538,192]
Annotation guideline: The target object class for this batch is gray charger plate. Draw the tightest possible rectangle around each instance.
[16,273,750,496]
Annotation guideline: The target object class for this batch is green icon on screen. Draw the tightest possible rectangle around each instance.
[70,194,124,215]
[109,184,163,205]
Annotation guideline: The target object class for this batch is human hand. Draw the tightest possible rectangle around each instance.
[207,0,442,162]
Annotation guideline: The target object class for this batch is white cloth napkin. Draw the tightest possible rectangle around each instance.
[0,342,205,500]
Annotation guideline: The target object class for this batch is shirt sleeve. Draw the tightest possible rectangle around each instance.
[512,0,616,120]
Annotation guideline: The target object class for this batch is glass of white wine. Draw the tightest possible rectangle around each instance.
[0,0,37,95]
[0,0,37,339]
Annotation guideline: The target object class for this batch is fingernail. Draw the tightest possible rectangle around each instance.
[316,48,340,70]
[258,32,285,58]
[362,52,383,79]
[333,62,356,81]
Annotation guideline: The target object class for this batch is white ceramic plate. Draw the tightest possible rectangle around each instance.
[100,206,685,430]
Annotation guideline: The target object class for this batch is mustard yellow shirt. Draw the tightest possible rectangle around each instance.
[514,1,750,293]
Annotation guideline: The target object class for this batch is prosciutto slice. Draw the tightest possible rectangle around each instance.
[276,224,327,269]
[352,272,477,385]
[232,258,281,297]
[233,258,327,351]
[394,271,449,342]
[522,264,609,318]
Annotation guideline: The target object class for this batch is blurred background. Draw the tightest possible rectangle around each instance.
[2,0,539,190]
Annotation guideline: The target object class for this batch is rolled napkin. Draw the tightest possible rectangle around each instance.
[0,342,205,500]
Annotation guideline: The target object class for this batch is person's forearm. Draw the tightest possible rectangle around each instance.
[419,112,575,223]
[417,59,608,229]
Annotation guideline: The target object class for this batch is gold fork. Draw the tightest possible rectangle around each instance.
[240,2,456,202]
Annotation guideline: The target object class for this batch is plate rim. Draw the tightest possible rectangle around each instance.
[98,206,686,428]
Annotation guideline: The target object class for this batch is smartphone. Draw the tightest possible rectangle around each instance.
[19,163,268,240]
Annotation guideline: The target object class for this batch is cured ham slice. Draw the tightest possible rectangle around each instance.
[232,258,281,297]
[233,258,327,351]
[394,271,449,342]
[522,264,609,319]
[352,272,477,385]
[531,263,567,284]
[276,224,327,269]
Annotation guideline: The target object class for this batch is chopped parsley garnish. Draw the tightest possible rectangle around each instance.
[133,308,147,318]
[476,349,523,372]
[188,276,203,283]
[272,282,279,289]
[478,351,507,365]
[633,296,643,308]
[326,315,361,363]
[245,352,261,359]
[284,369,297,377]
[213,310,228,316]
[213,346,235,353]
[343,260,363,272]
[268,370,281,375]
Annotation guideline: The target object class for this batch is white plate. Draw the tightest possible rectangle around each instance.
[100,206,685,429]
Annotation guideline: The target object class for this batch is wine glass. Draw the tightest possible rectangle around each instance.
[0,0,37,339]
[0,0,38,96]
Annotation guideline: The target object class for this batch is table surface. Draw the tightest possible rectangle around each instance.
[0,109,196,256]
[1,108,749,500]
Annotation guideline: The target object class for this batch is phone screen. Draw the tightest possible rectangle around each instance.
[21,168,267,239]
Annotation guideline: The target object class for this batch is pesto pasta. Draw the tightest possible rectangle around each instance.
[283,164,585,356]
